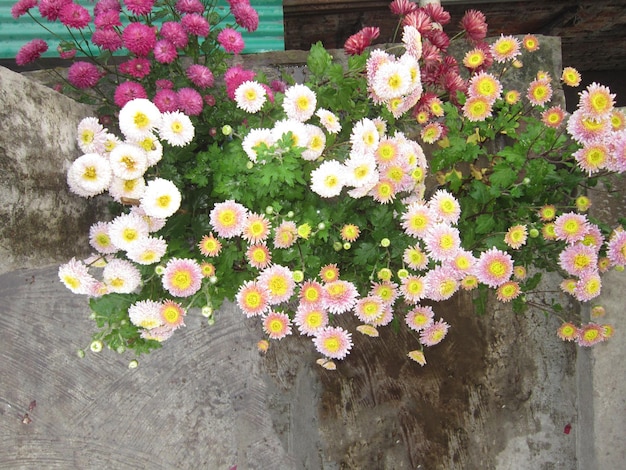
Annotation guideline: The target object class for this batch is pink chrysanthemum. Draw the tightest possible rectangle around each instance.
[89,221,118,255]
[67,61,101,89]
[224,66,256,99]
[423,223,461,261]
[126,236,167,265]
[475,247,514,287]
[496,281,521,302]
[541,106,566,128]
[573,142,609,175]
[175,0,204,14]
[504,224,528,249]
[319,264,340,283]
[344,26,380,56]
[576,322,606,346]
[232,3,259,32]
[273,221,298,248]
[160,300,186,330]
[94,10,121,29]
[59,3,91,28]
[160,21,189,49]
[403,244,429,271]
[369,280,399,305]
[294,305,328,336]
[420,122,443,144]
[419,319,450,347]
[92,29,123,52]
[258,265,295,305]
[242,213,271,243]
[557,322,579,342]
[176,87,203,116]
[119,58,151,79]
[198,233,222,257]
[523,34,540,52]
[181,13,210,37]
[263,311,292,340]
[128,299,163,330]
[323,280,358,314]
[38,0,71,21]
[122,22,157,57]
[527,78,552,106]
[463,95,492,121]
[58,257,97,295]
[246,243,272,269]
[102,258,141,294]
[186,64,214,88]
[468,71,502,103]
[154,39,177,64]
[606,229,626,266]
[390,0,417,16]
[114,82,147,108]
[125,0,155,16]
[554,212,590,244]
[313,326,353,360]
[162,257,203,298]
[558,242,598,276]
[299,280,325,308]
[209,200,247,238]
[405,304,435,332]
[402,201,435,238]
[425,265,460,301]
[218,27,245,54]
[490,34,521,63]
[452,249,476,275]
[153,89,178,113]
[354,295,385,324]
[579,82,615,121]
[566,109,612,144]
[429,189,461,224]
[574,271,602,302]
[400,275,428,304]
[11,0,38,19]
[236,280,270,317]
[460,9,487,43]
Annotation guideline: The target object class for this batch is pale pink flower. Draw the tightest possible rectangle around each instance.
[323,280,358,314]
[262,311,292,340]
[313,326,352,359]
[102,258,141,293]
[209,200,248,238]
[162,257,203,297]
[405,305,434,332]
[419,319,450,346]
[474,247,513,288]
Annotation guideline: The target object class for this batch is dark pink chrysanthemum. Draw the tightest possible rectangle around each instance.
[92,29,123,51]
[67,61,101,88]
[124,0,154,16]
[176,87,203,116]
[185,65,214,88]
[181,13,209,37]
[224,66,256,99]
[175,0,204,14]
[271,80,287,93]
[119,58,151,79]
[59,3,91,29]
[94,0,121,16]
[344,26,380,56]
[114,81,147,107]
[39,0,72,21]
[422,3,451,25]
[57,44,77,59]
[154,39,178,64]
[232,3,259,32]
[218,28,245,54]
[11,0,38,19]
[153,89,179,113]
[122,22,157,57]
[15,39,48,66]
[94,10,122,29]
[460,9,487,43]
[160,21,188,49]
[402,9,432,34]
[390,0,418,16]
[426,29,450,51]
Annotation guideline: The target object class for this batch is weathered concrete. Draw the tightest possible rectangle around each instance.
[0,66,107,275]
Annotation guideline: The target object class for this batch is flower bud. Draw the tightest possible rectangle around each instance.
[333,241,343,251]
[529,228,540,238]
[155,265,165,275]
[128,360,139,369]
[77,349,85,359]
[591,305,606,318]
[90,340,103,353]
[297,223,312,239]
[265,206,274,214]
[201,305,213,317]
[615,265,624,272]
[380,238,391,247]
[287,211,294,218]
[378,268,392,281]
[397,269,409,279]
[207,316,216,326]
[522,177,531,185]
[343,242,351,250]
[257,339,270,353]
[246,161,253,170]
[222,124,233,136]
[209,275,218,284]
[293,270,304,282]
[116,345,126,354]
[318,222,326,230]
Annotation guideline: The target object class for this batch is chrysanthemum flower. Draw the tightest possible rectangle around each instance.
[354,295,385,324]
[186,64,213,88]
[541,106,566,128]
[294,305,328,336]
[407,350,427,366]
[420,122,444,144]
[243,243,270,269]
[469,72,502,103]
[558,243,598,276]
[273,221,298,248]
[344,154,379,189]
[77,117,107,154]
[344,26,379,55]
[234,80,267,113]
[606,229,626,266]
[298,280,325,307]
[350,118,380,155]
[313,326,352,360]
[232,3,259,32]
[425,265,460,301]
[209,200,247,238]
[561,66,581,87]
[283,84,317,122]
[11,0,37,19]
[554,212,590,244]
[108,213,149,251]
[262,311,292,340]
[109,143,148,180]
[576,322,606,346]
[557,322,579,341]
[504,224,528,249]
[271,118,309,148]
[162,257,203,298]
[340,224,361,243]
[522,34,540,52]
[181,12,209,37]
[323,280,358,314]
[140,178,181,219]
[159,300,185,330]
[319,264,340,283]
[258,265,295,305]
[573,142,609,175]
[403,244,429,270]
[197,262,214,278]
[460,9,487,43]
[579,82,615,120]
[15,38,49,66]
[452,249,476,274]
[315,108,341,134]
[423,223,461,261]
[217,27,245,54]
[400,275,428,304]
[527,78,552,106]
[67,153,112,198]
[236,280,270,317]
[369,280,398,305]
[89,221,118,255]
[108,176,146,203]
[402,201,434,238]
[405,304,434,332]
[610,109,626,131]
[102,258,141,294]
[198,233,222,257]
[496,281,521,302]
[463,48,487,70]
[374,137,400,167]
[310,160,346,198]
[428,189,460,224]
[126,236,167,265]
[566,109,612,144]
[160,21,189,49]
[128,300,163,329]
[402,25,422,59]
[242,213,271,244]
[475,247,514,287]
[574,271,602,302]
[513,265,527,280]
[490,34,521,63]
[370,179,396,204]
[461,274,479,291]
[122,22,156,57]
[419,319,450,346]
[463,95,492,121]
[153,89,179,113]
[58,258,97,295]
[242,128,274,162]
[504,90,520,105]
[159,110,195,147]
[538,204,556,222]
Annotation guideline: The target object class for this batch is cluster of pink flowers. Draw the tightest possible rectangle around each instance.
[557,320,613,347]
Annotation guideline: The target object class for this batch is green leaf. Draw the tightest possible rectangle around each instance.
[475,214,496,234]
[307,42,332,77]
[489,163,518,188]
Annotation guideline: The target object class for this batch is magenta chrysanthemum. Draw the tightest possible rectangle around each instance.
[153,89,179,113]
[460,9,487,43]
[39,0,72,22]
[181,13,209,37]
[177,87,204,115]
[92,29,123,52]
[67,61,101,89]
[154,39,178,64]
[119,58,151,79]
[11,0,38,19]
[162,257,203,297]
[15,39,48,66]
[122,22,157,57]
[218,28,245,54]
[94,10,122,29]
[58,3,91,29]
[186,64,214,88]
[232,3,259,32]
[160,21,189,49]
[175,0,204,14]
[124,0,155,16]
[114,82,147,108]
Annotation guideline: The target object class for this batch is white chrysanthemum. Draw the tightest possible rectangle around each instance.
[283,84,317,122]
[89,221,119,255]
[67,153,112,198]
[271,119,310,148]
[103,133,121,156]
[310,160,346,198]
[108,176,146,203]
[109,143,148,180]
[128,299,163,329]
[242,127,275,162]
[301,125,326,161]
[118,98,162,141]
[126,236,167,265]
[235,80,267,113]
[399,137,427,169]
[159,111,195,147]
[76,117,107,154]
[140,178,182,219]
[102,258,142,294]
[58,257,97,295]
[130,206,167,233]
[371,60,412,101]
[129,133,163,166]
[108,212,150,251]
[399,52,422,92]
[350,118,380,155]
[315,108,341,134]
[402,25,422,60]
[344,153,379,188]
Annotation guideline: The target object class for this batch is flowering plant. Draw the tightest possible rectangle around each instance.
[16,0,624,365]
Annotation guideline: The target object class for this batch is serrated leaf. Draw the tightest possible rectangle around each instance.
[475,214,496,234]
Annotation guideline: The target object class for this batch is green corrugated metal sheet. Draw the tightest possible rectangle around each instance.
[0,0,284,60]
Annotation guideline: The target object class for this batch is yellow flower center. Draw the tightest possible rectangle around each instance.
[134,112,149,129]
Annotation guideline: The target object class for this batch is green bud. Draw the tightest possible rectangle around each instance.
[221,124,233,136]
[343,242,351,250]
[116,345,126,354]
[128,360,139,369]
[155,265,165,275]
[380,238,391,248]
[522,177,531,185]
[287,211,294,218]
[207,317,216,326]
[293,270,304,282]
[77,349,85,359]
[529,228,540,238]
[318,222,326,230]
[90,340,103,353]
[209,275,218,284]
[246,161,253,170]
[265,206,274,214]
[201,305,213,317]
[397,269,409,279]
[333,241,343,251]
